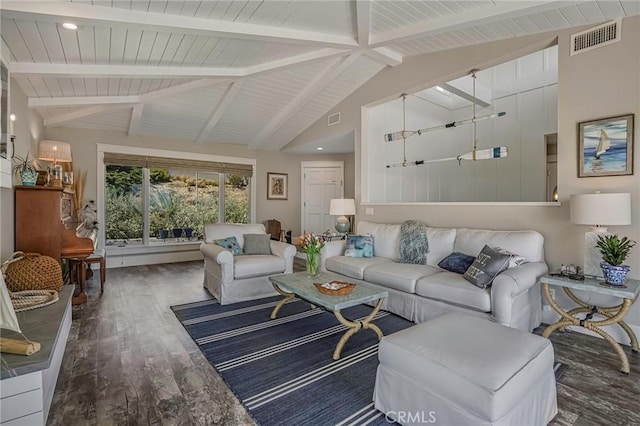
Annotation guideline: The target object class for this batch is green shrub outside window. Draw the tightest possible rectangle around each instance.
[105,165,249,245]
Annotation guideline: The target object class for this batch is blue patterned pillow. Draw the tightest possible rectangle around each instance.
[438,252,476,274]
[214,236,241,255]
[345,235,374,258]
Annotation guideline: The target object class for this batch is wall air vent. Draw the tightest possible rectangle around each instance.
[328,112,340,126]
[571,20,620,55]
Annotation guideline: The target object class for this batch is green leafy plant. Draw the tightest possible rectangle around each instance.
[596,234,636,266]
[11,153,37,177]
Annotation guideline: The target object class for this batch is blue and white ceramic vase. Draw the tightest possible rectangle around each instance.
[20,169,38,186]
[600,263,630,286]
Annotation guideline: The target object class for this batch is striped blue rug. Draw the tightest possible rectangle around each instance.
[171,297,566,426]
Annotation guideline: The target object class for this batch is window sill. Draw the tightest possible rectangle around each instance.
[361,201,562,206]
[106,241,201,256]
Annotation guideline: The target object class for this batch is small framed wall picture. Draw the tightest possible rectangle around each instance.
[578,114,634,177]
[267,172,288,200]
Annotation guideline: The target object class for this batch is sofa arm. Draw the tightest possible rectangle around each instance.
[320,240,346,272]
[270,241,297,273]
[200,243,233,265]
[491,261,548,328]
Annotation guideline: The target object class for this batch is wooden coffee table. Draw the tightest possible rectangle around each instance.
[269,271,388,360]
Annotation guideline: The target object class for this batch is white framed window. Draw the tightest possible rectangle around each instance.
[97,144,256,249]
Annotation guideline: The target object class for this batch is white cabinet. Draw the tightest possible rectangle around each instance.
[0,288,72,425]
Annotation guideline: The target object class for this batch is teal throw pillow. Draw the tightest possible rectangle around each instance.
[214,236,241,255]
[345,235,374,258]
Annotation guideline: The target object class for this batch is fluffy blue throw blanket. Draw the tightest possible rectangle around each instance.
[400,220,429,264]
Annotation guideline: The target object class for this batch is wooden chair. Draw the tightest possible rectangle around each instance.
[68,248,106,303]
[264,219,282,241]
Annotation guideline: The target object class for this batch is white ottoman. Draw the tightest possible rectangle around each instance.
[374,312,557,425]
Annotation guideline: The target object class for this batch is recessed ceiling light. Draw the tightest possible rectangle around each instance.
[62,23,78,30]
[316,147,324,151]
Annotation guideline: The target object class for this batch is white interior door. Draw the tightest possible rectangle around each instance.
[302,162,344,235]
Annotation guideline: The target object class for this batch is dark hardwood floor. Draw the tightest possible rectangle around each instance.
[48,261,639,425]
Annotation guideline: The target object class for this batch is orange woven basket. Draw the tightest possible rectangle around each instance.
[2,252,63,292]
[314,280,356,296]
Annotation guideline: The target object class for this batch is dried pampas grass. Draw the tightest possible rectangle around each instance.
[73,169,87,221]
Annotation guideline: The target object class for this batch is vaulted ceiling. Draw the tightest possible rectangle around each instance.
[1,1,638,152]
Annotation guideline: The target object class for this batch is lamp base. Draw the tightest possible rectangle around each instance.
[585,230,607,277]
[335,216,350,234]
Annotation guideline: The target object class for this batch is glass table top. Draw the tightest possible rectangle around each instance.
[269,271,388,311]
[541,274,640,299]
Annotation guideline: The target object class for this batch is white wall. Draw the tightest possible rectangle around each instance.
[1,79,44,262]
[290,18,640,338]
[366,46,558,202]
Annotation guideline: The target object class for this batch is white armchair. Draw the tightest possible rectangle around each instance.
[200,223,297,305]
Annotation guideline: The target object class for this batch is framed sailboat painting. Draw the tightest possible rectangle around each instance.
[578,114,634,177]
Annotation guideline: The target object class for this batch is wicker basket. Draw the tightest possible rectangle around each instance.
[314,280,356,296]
[2,252,63,292]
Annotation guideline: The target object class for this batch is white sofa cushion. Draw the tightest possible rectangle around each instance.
[454,229,544,263]
[425,227,457,267]
[415,272,491,312]
[204,223,266,248]
[364,262,440,294]
[357,221,401,260]
[234,255,285,279]
[325,256,392,280]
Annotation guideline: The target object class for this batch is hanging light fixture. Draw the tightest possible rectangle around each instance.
[385,69,508,168]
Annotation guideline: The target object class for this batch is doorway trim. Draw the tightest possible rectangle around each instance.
[300,161,344,235]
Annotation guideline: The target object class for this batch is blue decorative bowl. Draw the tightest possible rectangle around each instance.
[600,263,630,286]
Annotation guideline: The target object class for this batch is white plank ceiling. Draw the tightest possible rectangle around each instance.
[1,1,638,152]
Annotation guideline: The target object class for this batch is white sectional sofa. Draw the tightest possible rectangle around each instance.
[321,221,548,331]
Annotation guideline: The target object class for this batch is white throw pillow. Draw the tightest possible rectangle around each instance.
[494,247,526,269]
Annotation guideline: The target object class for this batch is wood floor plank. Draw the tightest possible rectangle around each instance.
[47,260,638,426]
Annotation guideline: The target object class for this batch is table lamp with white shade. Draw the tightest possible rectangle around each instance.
[37,140,72,187]
[329,198,355,234]
[570,192,631,277]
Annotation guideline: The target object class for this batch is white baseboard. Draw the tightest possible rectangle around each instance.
[542,308,640,348]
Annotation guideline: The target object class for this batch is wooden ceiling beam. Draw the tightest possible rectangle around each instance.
[29,95,141,108]
[356,0,371,46]
[11,48,351,79]
[364,47,403,66]
[128,104,144,136]
[39,78,228,126]
[1,1,358,49]
[43,104,136,127]
[196,80,245,144]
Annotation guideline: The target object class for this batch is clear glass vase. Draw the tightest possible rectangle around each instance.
[306,251,320,277]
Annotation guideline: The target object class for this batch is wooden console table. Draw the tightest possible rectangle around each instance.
[0,286,73,425]
[540,274,639,374]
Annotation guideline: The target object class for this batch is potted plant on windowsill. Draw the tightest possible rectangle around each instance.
[12,153,38,186]
[596,234,636,286]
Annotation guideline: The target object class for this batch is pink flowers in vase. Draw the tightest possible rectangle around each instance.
[297,232,325,254]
